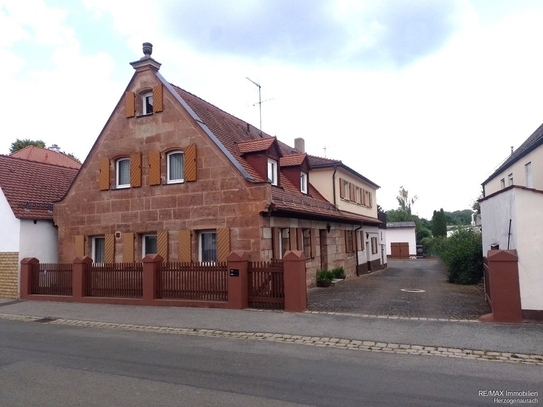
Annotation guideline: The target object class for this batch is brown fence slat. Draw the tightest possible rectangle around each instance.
[30,263,73,296]
[248,260,284,310]
[86,263,143,298]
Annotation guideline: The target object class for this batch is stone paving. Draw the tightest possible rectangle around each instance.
[1,313,542,366]
[308,258,491,320]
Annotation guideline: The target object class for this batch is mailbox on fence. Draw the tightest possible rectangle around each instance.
[229,269,239,277]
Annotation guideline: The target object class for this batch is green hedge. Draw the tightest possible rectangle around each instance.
[437,228,483,284]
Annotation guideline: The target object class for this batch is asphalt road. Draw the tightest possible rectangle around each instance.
[1,320,541,407]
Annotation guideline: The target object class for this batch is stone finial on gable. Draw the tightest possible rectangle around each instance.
[130,42,161,72]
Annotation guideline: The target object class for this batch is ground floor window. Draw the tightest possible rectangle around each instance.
[302,229,311,259]
[199,230,217,262]
[371,237,378,254]
[142,234,157,257]
[92,236,105,263]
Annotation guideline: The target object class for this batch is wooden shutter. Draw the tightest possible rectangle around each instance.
[178,230,191,262]
[153,84,163,113]
[125,91,135,118]
[75,235,85,258]
[105,234,115,263]
[350,183,355,202]
[130,152,142,188]
[157,231,169,261]
[99,158,110,191]
[272,227,280,259]
[123,233,135,262]
[368,191,373,208]
[185,143,197,182]
[217,228,230,262]
[339,178,345,199]
[310,229,317,258]
[149,150,161,186]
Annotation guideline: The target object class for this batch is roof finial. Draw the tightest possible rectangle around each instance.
[142,42,153,59]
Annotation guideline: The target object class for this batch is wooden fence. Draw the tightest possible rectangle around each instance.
[86,263,143,298]
[248,260,284,309]
[30,263,73,296]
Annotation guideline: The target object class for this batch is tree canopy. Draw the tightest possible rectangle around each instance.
[9,139,46,153]
[432,209,447,237]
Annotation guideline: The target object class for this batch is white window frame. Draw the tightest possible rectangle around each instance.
[142,234,157,257]
[142,91,153,115]
[508,173,513,186]
[167,151,184,184]
[199,230,217,263]
[116,158,131,189]
[525,162,533,188]
[300,172,308,194]
[267,158,278,186]
[92,236,105,264]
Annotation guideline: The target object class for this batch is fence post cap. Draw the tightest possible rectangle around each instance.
[142,253,163,263]
[283,251,305,261]
[20,257,39,264]
[487,249,518,262]
[74,256,93,264]
[227,251,249,262]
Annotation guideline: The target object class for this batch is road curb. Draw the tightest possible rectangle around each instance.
[1,313,542,367]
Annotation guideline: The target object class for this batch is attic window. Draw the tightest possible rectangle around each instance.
[116,158,131,188]
[268,158,278,186]
[142,91,153,115]
[300,172,308,194]
[167,151,184,184]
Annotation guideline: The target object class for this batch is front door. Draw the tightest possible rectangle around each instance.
[319,229,328,270]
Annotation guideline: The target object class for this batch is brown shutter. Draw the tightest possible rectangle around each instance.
[339,178,345,199]
[125,91,135,118]
[310,229,317,258]
[99,158,110,191]
[153,84,163,113]
[178,230,191,262]
[105,234,115,263]
[271,227,280,259]
[123,233,135,262]
[149,150,161,186]
[217,228,230,262]
[350,183,355,202]
[157,231,169,261]
[368,191,373,208]
[289,227,297,250]
[185,143,197,182]
[75,235,85,258]
[130,152,142,188]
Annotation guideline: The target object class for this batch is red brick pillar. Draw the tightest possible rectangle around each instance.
[143,254,163,305]
[73,256,92,300]
[227,251,249,309]
[20,257,39,299]
[283,251,307,312]
[480,250,522,323]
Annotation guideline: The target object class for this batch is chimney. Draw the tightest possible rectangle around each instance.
[49,144,61,153]
[294,138,305,153]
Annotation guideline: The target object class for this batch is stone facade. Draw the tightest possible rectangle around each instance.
[0,252,19,298]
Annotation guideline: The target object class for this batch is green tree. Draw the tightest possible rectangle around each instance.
[432,209,447,237]
[10,139,46,153]
[397,186,418,216]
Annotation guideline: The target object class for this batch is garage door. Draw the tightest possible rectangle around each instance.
[391,242,409,259]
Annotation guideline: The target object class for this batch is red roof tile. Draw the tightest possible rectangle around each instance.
[0,155,78,219]
[280,153,307,167]
[11,146,82,169]
[237,138,276,154]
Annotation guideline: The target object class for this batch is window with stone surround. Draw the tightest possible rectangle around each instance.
[116,158,131,189]
[92,236,105,263]
[167,151,184,184]
[141,91,153,115]
[142,234,157,257]
[302,229,311,259]
[199,230,217,262]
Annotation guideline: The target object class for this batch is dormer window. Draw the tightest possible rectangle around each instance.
[268,158,278,186]
[142,91,153,115]
[116,158,131,188]
[300,171,308,194]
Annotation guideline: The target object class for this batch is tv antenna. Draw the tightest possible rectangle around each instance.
[246,77,274,135]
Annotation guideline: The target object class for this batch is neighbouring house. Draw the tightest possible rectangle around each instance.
[386,222,416,259]
[307,151,386,273]
[53,43,383,287]
[480,122,543,320]
[11,145,82,170]
[0,155,78,298]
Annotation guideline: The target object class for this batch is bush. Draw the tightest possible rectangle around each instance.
[316,269,334,282]
[331,266,346,279]
[438,228,483,284]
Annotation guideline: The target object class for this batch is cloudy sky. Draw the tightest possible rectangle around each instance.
[2,0,543,219]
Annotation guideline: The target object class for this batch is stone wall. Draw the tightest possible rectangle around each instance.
[0,252,19,298]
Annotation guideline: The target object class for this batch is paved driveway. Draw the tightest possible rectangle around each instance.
[307,259,490,320]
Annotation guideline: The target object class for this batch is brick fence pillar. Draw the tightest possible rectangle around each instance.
[283,251,307,312]
[20,257,39,299]
[227,251,249,309]
[73,256,93,300]
[143,254,163,305]
[480,249,522,323]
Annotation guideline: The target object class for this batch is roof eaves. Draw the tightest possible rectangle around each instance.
[312,161,380,189]
[156,72,255,183]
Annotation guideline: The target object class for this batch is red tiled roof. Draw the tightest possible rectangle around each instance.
[280,153,307,167]
[11,146,82,169]
[237,138,276,154]
[308,155,342,166]
[0,155,78,219]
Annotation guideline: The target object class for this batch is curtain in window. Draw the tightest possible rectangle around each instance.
[94,237,105,263]
[118,159,130,186]
[201,232,217,262]
[169,152,184,181]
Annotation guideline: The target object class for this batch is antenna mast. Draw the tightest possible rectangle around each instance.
[246,77,263,134]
